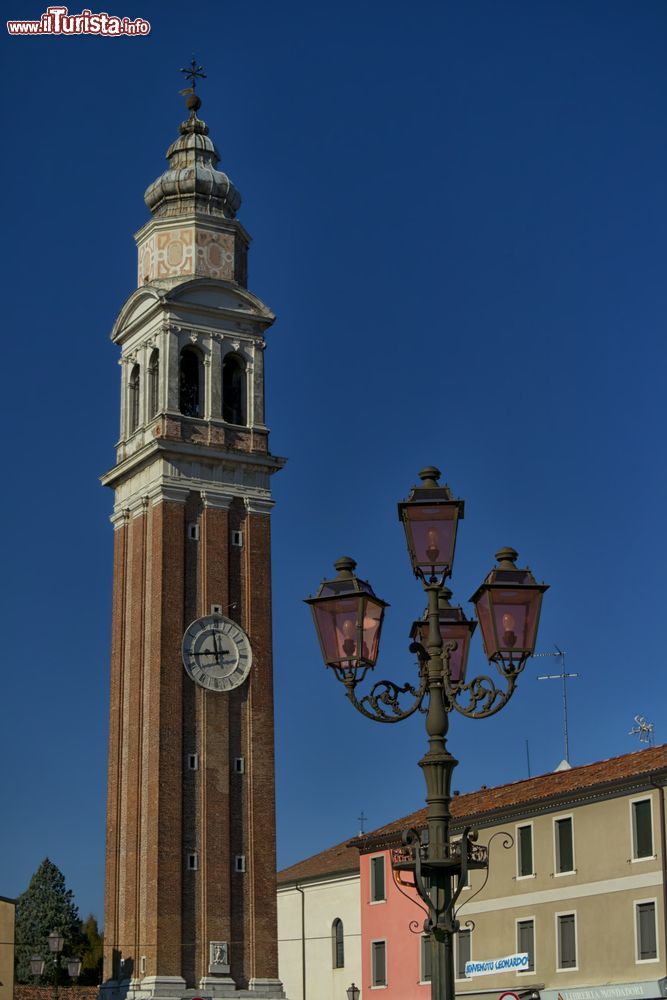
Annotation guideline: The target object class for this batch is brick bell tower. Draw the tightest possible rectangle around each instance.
[101,77,286,1000]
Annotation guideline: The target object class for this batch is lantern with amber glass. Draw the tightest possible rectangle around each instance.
[471,547,548,669]
[305,556,388,679]
[398,467,464,581]
[410,586,477,685]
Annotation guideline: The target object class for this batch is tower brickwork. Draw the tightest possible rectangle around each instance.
[101,90,286,1000]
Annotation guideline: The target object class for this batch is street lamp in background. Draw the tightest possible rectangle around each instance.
[30,930,81,1000]
[306,468,549,1000]
[346,985,360,1000]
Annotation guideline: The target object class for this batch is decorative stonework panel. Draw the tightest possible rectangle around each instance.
[138,227,236,284]
[196,230,235,280]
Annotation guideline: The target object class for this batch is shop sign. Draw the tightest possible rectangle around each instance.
[464,953,530,977]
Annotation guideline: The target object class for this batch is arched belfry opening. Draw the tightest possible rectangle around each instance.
[129,364,140,433]
[148,348,159,419]
[179,347,202,418]
[222,353,246,426]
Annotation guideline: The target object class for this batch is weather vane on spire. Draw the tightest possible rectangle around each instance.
[180,56,206,95]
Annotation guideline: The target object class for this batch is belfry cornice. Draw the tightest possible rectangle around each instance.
[101,436,287,492]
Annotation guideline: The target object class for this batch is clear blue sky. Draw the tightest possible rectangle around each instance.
[1,0,666,925]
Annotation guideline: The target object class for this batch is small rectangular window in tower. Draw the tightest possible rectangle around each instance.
[188,523,200,541]
[187,853,198,871]
[231,530,243,547]
[234,757,245,774]
[140,956,147,975]
[234,855,246,873]
[211,604,222,615]
[188,753,198,771]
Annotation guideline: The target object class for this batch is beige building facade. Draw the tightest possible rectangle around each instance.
[354,745,667,999]
[0,896,16,1000]
[277,839,362,1000]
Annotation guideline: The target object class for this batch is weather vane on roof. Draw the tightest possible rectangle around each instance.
[629,715,655,747]
[180,56,206,95]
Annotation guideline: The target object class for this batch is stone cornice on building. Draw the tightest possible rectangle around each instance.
[350,744,667,854]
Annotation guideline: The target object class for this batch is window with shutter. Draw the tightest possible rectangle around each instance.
[371,940,386,986]
[456,929,471,979]
[557,913,577,969]
[637,902,657,961]
[633,800,653,859]
[555,818,574,873]
[518,825,534,877]
[370,856,386,902]
[421,935,431,982]
[517,919,535,971]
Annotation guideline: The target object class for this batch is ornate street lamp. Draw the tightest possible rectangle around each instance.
[346,985,360,1000]
[29,930,81,1000]
[306,469,549,1000]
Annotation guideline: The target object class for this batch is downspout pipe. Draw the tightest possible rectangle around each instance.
[295,884,306,1000]
[649,776,667,971]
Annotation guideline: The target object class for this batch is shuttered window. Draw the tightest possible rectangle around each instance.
[633,800,653,859]
[456,929,471,979]
[370,856,386,902]
[557,913,577,969]
[518,825,534,877]
[371,940,386,986]
[421,935,431,982]
[555,817,574,873]
[637,902,657,961]
[517,919,535,972]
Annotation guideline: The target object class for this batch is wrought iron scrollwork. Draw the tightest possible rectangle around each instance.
[341,671,428,723]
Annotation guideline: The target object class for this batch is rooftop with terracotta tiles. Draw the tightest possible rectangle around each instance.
[278,745,667,882]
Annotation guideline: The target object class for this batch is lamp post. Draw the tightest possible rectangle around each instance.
[30,930,81,1000]
[346,985,360,1000]
[306,468,548,1000]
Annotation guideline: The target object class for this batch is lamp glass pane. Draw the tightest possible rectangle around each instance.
[491,588,543,653]
[360,596,384,667]
[416,619,472,683]
[311,596,362,665]
[48,932,64,954]
[474,590,497,658]
[404,505,458,573]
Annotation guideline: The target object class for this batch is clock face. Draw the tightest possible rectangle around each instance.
[182,614,252,692]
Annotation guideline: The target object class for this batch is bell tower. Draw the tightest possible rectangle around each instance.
[101,76,286,1000]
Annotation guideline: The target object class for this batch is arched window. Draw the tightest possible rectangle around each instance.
[332,918,344,969]
[148,348,159,419]
[179,348,201,417]
[129,364,140,433]
[222,354,246,425]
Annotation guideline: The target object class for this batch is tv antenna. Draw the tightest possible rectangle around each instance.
[629,715,655,747]
[357,811,368,835]
[534,645,578,764]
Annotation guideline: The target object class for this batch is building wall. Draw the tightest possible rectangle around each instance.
[359,787,667,998]
[0,897,15,1000]
[278,874,361,1000]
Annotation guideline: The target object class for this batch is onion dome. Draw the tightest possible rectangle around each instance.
[144,93,241,219]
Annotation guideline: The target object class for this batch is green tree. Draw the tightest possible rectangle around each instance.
[78,915,104,985]
[14,858,80,984]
